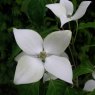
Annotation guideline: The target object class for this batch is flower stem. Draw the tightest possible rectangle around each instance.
[68,22,79,87]
[74,20,79,43]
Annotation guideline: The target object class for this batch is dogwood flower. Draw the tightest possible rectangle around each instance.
[83,71,95,91]
[13,28,73,85]
[46,0,91,27]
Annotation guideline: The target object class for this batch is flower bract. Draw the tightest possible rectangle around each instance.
[46,0,91,27]
[13,28,73,85]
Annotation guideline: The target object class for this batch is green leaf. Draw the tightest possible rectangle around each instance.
[46,80,67,95]
[74,62,94,78]
[8,44,21,61]
[21,0,46,26]
[88,89,95,95]
[64,87,75,95]
[72,0,77,10]
[78,22,95,29]
[64,87,85,95]
[16,0,23,4]
[21,0,31,13]
[16,82,39,95]
[41,26,58,38]
[64,87,79,95]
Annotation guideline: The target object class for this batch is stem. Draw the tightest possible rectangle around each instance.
[74,20,78,43]
[68,22,76,67]
[84,44,95,47]
[68,22,79,87]
[68,22,71,30]
[69,46,76,67]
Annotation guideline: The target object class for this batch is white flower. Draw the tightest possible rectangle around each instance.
[46,0,91,27]
[83,71,95,91]
[13,28,73,85]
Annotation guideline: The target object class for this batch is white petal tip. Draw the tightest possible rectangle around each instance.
[63,79,73,84]
[69,81,73,84]
[71,1,91,21]
[13,78,20,85]
[46,4,53,10]
[58,75,73,84]
[84,1,92,6]
[86,1,92,4]
[46,4,56,8]
[13,28,17,31]
[46,4,49,8]
[13,80,18,85]
[13,28,18,35]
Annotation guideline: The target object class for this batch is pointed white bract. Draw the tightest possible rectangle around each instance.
[13,28,73,85]
[71,1,91,20]
[13,28,43,55]
[14,55,44,84]
[83,72,95,91]
[46,1,91,27]
[44,30,72,55]
[45,55,73,84]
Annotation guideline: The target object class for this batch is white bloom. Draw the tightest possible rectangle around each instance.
[46,0,91,27]
[83,71,95,91]
[13,28,73,85]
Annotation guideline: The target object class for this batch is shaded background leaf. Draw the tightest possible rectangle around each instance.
[46,80,67,95]
[21,0,46,27]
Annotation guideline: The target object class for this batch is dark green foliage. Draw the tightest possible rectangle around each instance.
[21,0,46,27]
[0,0,95,95]
[46,80,67,95]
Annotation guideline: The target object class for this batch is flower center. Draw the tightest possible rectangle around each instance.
[67,15,72,18]
[38,51,47,62]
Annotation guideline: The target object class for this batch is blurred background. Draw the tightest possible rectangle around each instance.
[0,0,95,95]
